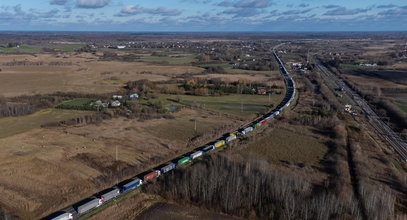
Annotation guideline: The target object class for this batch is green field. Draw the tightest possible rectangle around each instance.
[157,93,284,119]
[397,104,407,113]
[0,109,90,139]
[0,45,41,53]
[58,45,84,52]
[240,129,329,166]
[139,54,197,64]
[57,98,96,111]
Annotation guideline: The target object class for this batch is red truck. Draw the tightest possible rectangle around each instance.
[143,170,161,182]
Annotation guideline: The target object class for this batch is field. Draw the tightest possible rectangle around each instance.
[0,108,90,139]
[158,93,284,120]
[139,54,197,64]
[239,127,329,167]
[135,202,244,220]
[0,53,204,97]
[57,98,95,110]
[0,108,242,219]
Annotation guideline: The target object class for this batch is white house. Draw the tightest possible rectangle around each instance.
[129,93,139,99]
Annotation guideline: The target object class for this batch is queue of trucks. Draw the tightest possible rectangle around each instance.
[48,50,295,220]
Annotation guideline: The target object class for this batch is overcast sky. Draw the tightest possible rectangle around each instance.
[0,0,406,32]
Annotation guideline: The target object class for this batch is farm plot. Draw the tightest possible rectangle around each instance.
[0,108,90,139]
[0,53,204,97]
[158,93,285,120]
[239,128,329,167]
[0,108,241,219]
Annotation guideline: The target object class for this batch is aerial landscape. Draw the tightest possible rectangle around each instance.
[0,0,406,220]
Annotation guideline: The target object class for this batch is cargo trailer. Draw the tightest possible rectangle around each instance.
[214,140,225,148]
[226,135,237,143]
[51,212,73,220]
[77,198,101,214]
[178,157,191,165]
[100,188,120,203]
[122,178,143,191]
[144,170,160,182]
[241,126,253,135]
[203,145,215,152]
[161,163,176,174]
[190,151,203,160]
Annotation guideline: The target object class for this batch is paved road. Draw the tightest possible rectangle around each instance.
[315,62,407,162]
[44,47,296,220]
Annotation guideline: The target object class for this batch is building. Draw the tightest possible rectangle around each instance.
[257,87,268,95]
[129,93,139,99]
[111,100,121,107]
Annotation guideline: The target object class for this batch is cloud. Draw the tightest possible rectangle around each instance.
[234,0,271,8]
[217,0,232,7]
[76,0,111,9]
[298,3,309,8]
[324,5,340,9]
[280,8,315,16]
[222,7,260,17]
[323,7,371,16]
[117,5,182,17]
[50,0,68,5]
[377,4,397,9]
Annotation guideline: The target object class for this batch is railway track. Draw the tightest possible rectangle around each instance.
[315,63,407,162]
[45,46,296,220]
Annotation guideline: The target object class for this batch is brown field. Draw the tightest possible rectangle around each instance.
[195,72,280,84]
[239,125,329,167]
[135,202,245,220]
[0,53,204,97]
[87,193,244,220]
[343,74,407,89]
[0,108,242,219]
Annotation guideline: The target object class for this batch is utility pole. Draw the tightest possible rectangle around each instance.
[194,119,197,132]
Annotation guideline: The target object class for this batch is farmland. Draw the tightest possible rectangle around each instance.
[239,127,329,167]
[157,93,284,120]
[0,108,90,139]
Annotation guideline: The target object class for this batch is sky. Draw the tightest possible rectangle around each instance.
[0,0,406,32]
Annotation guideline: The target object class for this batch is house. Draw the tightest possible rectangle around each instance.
[111,100,121,107]
[257,87,268,95]
[345,105,352,112]
[129,93,139,99]
[92,100,109,108]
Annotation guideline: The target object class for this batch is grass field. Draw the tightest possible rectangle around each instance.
[0,108,90,138]
[157,93,284,119]
[0,45,41,53]
[139,54,197,64]
[240,128,329,166]
[397,104,407,113]
[57,98,95,110]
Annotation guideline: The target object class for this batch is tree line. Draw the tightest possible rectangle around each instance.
[146,154,363,220]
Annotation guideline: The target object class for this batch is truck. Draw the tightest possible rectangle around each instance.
[241,126,253,135]
[77,198,101,214]
[178,157,191,165]
[122,178,143,191]
[214,140,225,148]
[161,163,176,174]
[100,188,120,203]
[203,145,215,152]
[226,135,237,143]
[51,212,73,220]
[190,151,203,160]
[144,170,160,182]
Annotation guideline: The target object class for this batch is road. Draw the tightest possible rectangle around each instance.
[44,47,296,220]
[315,62,407,162]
